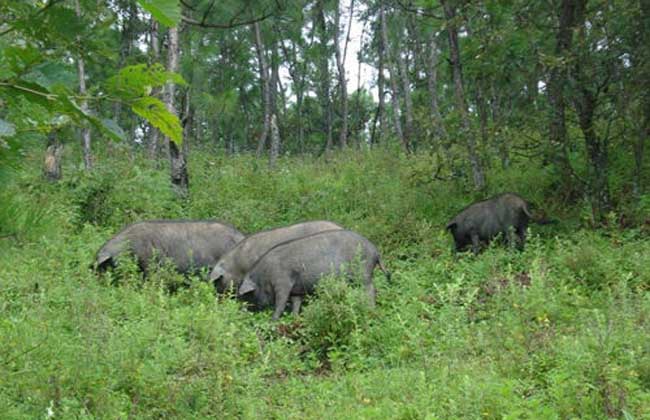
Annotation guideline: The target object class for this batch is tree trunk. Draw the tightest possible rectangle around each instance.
[75,0,92,170]
[475,79,489,163]
[165,26,188,197]
[181,87,193,153]
[426,30,447,142]
[379,3,408,153]
[635,0,650,196]
[354,25,364,149]
[43,130,63,182]
[547,0,579,171]
[270,46,281,121]
[370,10,386,147]
[316,0,334,153]
[490,82,510,168]
[269,46,281,166]
[114,0,138,135]
[269,114,280,168]
[441,0,485,190]
[253,22,271,157]
[280,39,305,153]
[396,32,414,153]
[148,19,161,160]
[572,0,610,222]
[334,0,353,148]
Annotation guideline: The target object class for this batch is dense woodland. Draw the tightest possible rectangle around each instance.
[2,0,650,418]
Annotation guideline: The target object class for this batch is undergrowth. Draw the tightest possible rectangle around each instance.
[1,145,649,418]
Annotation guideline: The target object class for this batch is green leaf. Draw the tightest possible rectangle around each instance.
[0,119,16,138]
[4,80,54,107]
[50,85,88,119]
[137,0,181,28]
[100,119,126,141]
[23,61,76,90]
[131,96,183,145]
[106,64,185,100]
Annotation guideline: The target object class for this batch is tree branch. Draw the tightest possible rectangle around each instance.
[181,9,275,29]
[179,0,197,11]
[392,0,443,20]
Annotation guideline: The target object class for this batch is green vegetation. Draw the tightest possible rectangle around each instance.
[1,145,649,419]
[2,0,650,417]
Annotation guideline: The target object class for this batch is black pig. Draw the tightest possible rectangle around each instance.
[95,220,245,276]
[446,193,533,254]
[235,230,390,320]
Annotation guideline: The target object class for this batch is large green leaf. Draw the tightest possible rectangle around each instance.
[23,61,76,90]
[48,85,125,142]
[0,119,16,138]
[3,80,54,108]
[137,0,181,28]
[131,96,183,145]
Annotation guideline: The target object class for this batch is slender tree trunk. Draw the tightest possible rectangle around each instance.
[441,0,485,190]
[148,19,161,160]
[635,0,650,196]
[334,0,354,148]
[490,82,510,168]
[182,87,193,152]
[575,83,610,221]
[74,0,92,170]
[43,130,63,182]
[253,22,271,157]
[165,26,188,197]
[370,14,386,147]
[379,3,408,153]
[114,0,138,135]
[280,39,305,153]
[269,114,280,168]
[547,0,579,171]
[572,0,610,222]
[269,45,281,167]
[475,79,489,161]
[395,26,414,153]
[293,68,305,154]
[270,46,281,121]
[354,26,364,148]
[316,0,334,153]
[427,30,447,142]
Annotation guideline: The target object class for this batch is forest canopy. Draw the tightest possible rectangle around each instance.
[1,0,648,219]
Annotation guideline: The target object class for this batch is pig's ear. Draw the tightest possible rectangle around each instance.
[238,277,256,296]
[446,222,457,231]
[209,264,224,282]
[95,252,113,270]
[97,252,111,266]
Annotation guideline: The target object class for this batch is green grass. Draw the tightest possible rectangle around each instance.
[1,145,649,419]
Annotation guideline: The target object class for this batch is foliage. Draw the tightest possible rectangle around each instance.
[1,147,650,418]
[0,0,186,167]
[136,0,182,28]
[300,272,373,367]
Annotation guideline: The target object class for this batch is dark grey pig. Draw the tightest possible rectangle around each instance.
[210,220,343,293]
[235,230,390,320]
[446,193,532,254]
[95,220,245,275]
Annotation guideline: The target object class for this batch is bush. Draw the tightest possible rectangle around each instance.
[301,273,373,369]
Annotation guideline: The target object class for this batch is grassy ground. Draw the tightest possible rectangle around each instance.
[1,145,649,418]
